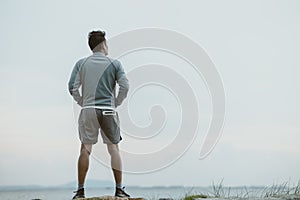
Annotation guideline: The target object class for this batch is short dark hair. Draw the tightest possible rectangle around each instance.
[88,30,106,50]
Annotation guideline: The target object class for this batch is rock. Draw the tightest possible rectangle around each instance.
[76,196,145,200]
[158,198,174,200]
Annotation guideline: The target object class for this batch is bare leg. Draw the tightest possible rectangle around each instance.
[78,143,92,185]
[107,144,122,185]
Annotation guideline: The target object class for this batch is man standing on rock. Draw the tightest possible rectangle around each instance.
[68,30,130,199]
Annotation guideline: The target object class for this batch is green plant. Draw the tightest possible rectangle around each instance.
[183,194,208,200]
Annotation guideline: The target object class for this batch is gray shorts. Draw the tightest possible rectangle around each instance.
[78,108,122,144]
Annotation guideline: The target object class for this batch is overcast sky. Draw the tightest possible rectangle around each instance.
[0,0,299,187]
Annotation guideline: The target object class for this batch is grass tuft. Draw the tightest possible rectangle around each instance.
[263,180,300,198]
[183,194,208,200]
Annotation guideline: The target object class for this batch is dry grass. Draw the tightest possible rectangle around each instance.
[183,179,300,200]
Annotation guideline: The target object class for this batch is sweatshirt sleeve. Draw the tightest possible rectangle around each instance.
[115,60,129,107]
[68,59,84,106]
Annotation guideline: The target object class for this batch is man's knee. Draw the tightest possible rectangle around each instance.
[81,144,92,155]
[107,144,119,155]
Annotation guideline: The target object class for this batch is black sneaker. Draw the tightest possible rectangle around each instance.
[115,187,130,198]
[72,188,85,199]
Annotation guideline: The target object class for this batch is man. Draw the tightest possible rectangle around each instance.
[68,30,130,199]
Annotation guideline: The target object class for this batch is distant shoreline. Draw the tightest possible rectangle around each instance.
[0,185,275,192]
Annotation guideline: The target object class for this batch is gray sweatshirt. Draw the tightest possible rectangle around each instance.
[68,52,129,109]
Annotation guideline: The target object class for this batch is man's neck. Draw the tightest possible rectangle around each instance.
[93,50,106,55]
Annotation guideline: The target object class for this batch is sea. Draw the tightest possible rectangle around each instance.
[0,186,266,200]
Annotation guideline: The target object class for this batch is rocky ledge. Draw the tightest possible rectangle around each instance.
[76,196,145,200]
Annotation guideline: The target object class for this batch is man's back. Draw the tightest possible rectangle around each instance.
[68,52,129,109]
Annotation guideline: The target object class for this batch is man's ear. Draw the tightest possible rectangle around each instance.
[103,40,108,48]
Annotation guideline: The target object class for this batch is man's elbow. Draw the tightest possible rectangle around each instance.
[124,82,129,93]
[122,82,129,98]
[68,86,73,96]
[118,77,129,94]
[68,81,73,95]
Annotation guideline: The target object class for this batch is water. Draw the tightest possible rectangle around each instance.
[0,186,265,200]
